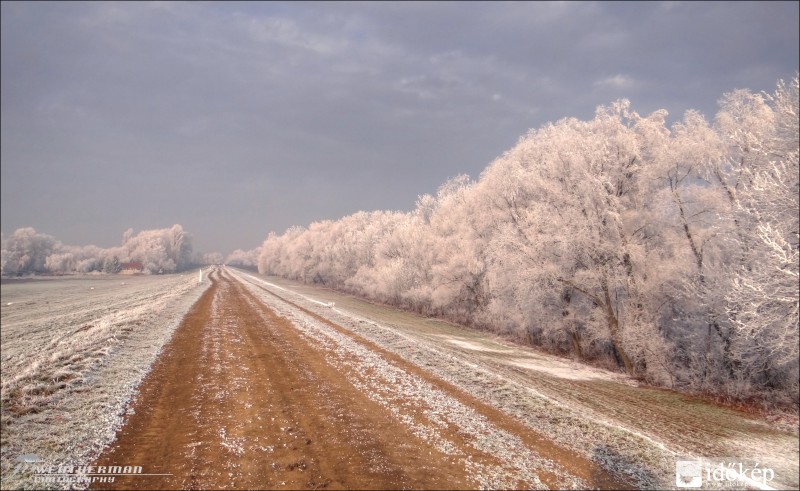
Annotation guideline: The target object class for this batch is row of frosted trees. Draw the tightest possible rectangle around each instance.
[258,78,799,405]
[1,224,194,275]
[225,248,260,269]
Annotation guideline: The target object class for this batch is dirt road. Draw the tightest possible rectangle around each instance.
[92,268,625,490]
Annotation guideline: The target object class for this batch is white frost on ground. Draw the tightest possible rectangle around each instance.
[229,268,800,490]
[507,357,620,381]
[443,337,510,354]
[232,269,581,489]
[0,272,211,490]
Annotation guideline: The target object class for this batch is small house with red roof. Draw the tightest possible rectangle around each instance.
[119,261,144,274]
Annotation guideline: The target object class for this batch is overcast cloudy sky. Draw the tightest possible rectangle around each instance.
[2,1,798,255]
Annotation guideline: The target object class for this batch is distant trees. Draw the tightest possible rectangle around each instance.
[1,228,58,274]
[202,252,225,265]
[118,224,194,273]
[225,247,261,269]
[103,255,121,274]
[257,76,799,405]
[0,224,195,276]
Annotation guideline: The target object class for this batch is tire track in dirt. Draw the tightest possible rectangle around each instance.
[231,269,630,490]
[92,267,630,489]
[91,268,471,490]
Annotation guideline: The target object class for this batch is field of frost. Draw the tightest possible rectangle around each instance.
[229,267,799,490]
[0,272,210,490]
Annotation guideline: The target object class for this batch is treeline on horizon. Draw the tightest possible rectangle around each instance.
[0,222,265,274]
[0,224,200,275]
[255,77,798,406]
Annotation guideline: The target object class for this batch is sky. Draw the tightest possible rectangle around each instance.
[2,1,798,255]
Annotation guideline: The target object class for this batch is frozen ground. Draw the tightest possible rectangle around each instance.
[93,268,591,489]
[229,268,800,490]
[3,267,795,490]
[0,272,210,490]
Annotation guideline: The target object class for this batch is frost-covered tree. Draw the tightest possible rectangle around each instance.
[426,175,492,324]
[478,101,674,377]
[642,109,739,390]
[167,224,193,271]
[259,226,307,277]
[120,225,193,273]
[252,76,799,404]
[226,247,261,269]
[202,252,224,265]
[721,76,799,398]
[353,211,437,310]
[58,244,104,273]
[44,252,75,273]
[104,255,121,274]
[1,228,58,274]
[1,225,195,276]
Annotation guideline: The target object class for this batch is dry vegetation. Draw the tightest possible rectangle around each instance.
[0,272,210,490]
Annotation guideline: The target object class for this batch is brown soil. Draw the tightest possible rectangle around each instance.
[91,268,627,490]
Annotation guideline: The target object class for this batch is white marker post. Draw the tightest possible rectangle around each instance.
[198,268,202,284]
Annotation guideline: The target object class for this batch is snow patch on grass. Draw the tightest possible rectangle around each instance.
[508,357,619,381]
[443,337,510,353]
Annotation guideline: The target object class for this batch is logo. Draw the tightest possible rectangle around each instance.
[10,453,171,485]
[676,459,776,490]
[676,460,702,488]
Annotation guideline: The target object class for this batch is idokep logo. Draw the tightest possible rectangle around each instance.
[676,460,702,488]
[676,459,776,490]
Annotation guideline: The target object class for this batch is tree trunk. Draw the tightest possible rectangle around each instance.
[603,279,634,375]
[571,331,584,360]
[562,288,584,359]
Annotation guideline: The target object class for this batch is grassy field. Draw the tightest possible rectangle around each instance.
[1,272,210,490]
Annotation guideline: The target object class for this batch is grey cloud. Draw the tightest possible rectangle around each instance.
[2,1,797,254]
